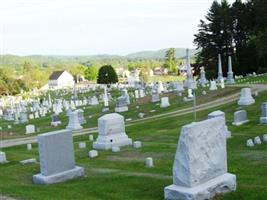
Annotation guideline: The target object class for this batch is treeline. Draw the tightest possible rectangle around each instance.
[194,0,267,78]
[0,56,168,95]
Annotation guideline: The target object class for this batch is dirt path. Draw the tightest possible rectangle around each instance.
[1,84,266,148]
[0,195,18,200]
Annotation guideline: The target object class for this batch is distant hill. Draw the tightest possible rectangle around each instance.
[0,48,198,69]
[126,48,198,59]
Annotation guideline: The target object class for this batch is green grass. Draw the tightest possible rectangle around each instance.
[236,74,267,85]
[0,87,267,199]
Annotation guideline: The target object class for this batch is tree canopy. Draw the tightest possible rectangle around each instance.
[163,48,177,73]
[97,65,118,85]
[194,0,267,78]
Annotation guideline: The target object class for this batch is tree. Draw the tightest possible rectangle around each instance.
[97,65,118,85]
[252,0,267,71]
[163,48,177,73]
[194,0,233,78]
[69,64,86,76]
[84,66,98,81]
[140,67,151,83]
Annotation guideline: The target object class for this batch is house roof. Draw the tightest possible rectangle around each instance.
[49,71,65,80]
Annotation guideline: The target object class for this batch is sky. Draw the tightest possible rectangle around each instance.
[0,0,235,56]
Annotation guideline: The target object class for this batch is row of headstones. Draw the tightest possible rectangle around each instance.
[246,135,267,147]
[232,102,267,126]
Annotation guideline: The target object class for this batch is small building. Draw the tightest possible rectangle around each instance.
[48,70,74,89]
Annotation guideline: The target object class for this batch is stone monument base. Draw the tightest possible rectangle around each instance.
[51,121,61,127]
[115,106,128,113]
[232,120,249,126]
[93,134,132,150]
[164,173,236,200]
[66,124,83,130]
[33,166,84,185]
[226,79,235,84]
[260,117,267,124]
[238,98,255,106]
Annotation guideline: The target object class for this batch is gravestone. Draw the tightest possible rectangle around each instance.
[160,97,170,108]
[260,102,267,124]
[139,89,145,98]
[151,92,160,103]
[93,113,132,150]
[26,124,35,134]
[90,96,99,105]
[66,110,83,130]
[226,56,235,84]
[246,139,254,147]
[232,110,249,126]
[208,110,231,138]
[199,67,208,86]
[135,90,139,99]
[238,88,255,106]
[217,54,224,82]
[51,114,61,127]
[158,81,164,93]
[89,134,94,141]
[112,146,120,152]
[33,130,84,184]
[20,112,28,123]
[121,89,130,104]
[146,157,153,168]
[78,142,86,149]
[76,109,86,125]
[27,143,32,151]
[114,96,128,113]
[183,49,197,89]
[254,136,261,145]
[133,141,142,149]
[209,80,217,91]
[187,89,193,98]
[164,117,236,200]
[88,150,98,158]
[0,152,7,163]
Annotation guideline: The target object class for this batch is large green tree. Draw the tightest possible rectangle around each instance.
[163,48,177,73]
[84,66,98,81]
[252,0,267,71]
[194,0,233,78]
[194,0,267,77]
[97,65,118,85]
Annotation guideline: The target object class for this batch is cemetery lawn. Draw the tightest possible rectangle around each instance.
[0,89,267,199]
[0,86,241,140]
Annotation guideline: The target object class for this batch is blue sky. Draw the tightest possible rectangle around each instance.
[0,0,235,56]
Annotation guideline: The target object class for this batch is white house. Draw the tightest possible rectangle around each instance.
[48,70,74,89]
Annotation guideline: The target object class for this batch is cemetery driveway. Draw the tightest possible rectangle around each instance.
[1,84,266,148]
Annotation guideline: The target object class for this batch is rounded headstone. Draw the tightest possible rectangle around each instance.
[88,150,98,158]
[246,139,254,147]
[27,144,32,151]
[89,134,94,141]
[111,146,120,152]
[254,136,262,145]
[133,141,142,149]
[78,142,86,149]
[263,134,267,142]
[146,157,153,168]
